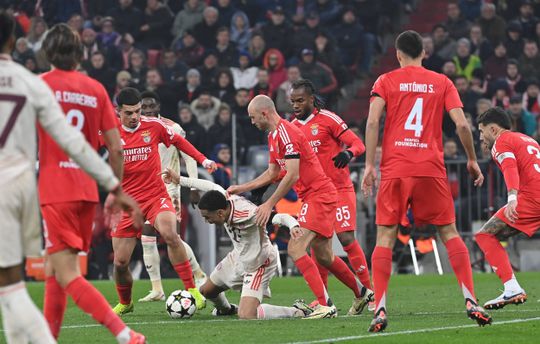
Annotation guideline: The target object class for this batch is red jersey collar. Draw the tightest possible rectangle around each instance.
[294,108,319,125]
[121,122,141,133]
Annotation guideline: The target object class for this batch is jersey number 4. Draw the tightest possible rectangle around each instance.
[404,98,423,137]
[0,94,26,148]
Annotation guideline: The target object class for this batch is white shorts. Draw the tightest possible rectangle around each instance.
[210,250,278,302]
[0,169,41,268]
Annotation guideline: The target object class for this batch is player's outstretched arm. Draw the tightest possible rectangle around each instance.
[227,163,280,195]
[448,107,484,186]
[169,131,217,172]
[102,128,124,179]
[361,96,385,197]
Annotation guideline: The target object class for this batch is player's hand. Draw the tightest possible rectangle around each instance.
[227,185,245,195]
[290,226,306,240]
[504,200,519,223]
[103,192,122,229]
[256,202,273,227]
[160,168,180,184]
[105,189,144,229]
[189,189,200,208]
[361,164,378,197]
[202,159,217,173]
[466,160,484,187]
[332,150,353,169]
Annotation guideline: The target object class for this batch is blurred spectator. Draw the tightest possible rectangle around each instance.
[262,7,293,58]
[159,49,188,83]
[81,28,100,65]
[460,0,483,22]
[444,139,462,159]
[263,48,287,94]
[175,30,205,68]
[470,68,488,95]
[453,38,482,80]
[455,75,481,115]
[215,26,239,67]
[198,51,220,85]
[145,68,179,118]
[523,78,540,115]
[298,48,337,103]
[114,70,133,99]
[127,49,148,89]
[484,42,508,80]
[233,88,265,155]
[251,69,273,97]
[86,51,117,98]
[422,35,444,73]
[230,11,251,51]
[505,21,525,59]
[468,24,493,62]
[207,104,244,156]
[23,56,39,74]
[445,2,471,40]
[26,16,47,53]
[190,90,221,129]
[193,6,220,49]
[214,0,236,28]
[97,17,121,50]
[139,0,174,50]
[178,68,202,104]
[432,24,457,61]
[476,98,492,118]
[210,143,232,189]
[291,11,325,59]
[212,68,236,104]
[42,1,82,25]
[178,105,207,153]
[276,65,301,116]
[171,0,206,44]
[442,60,457,79]
[314,31,348,86]
[504,59,527,96]
[508,94,536,136]
[119,33,135,69]
[231,52,258,89]
[66,13,84,33]
[477,3,506,44]
[247,32,267,67]
[519,40,540,80]
[12,37,34,65]
[516,0,539,40]
[306,0,342,28]
[107,0,145,38]
[491,82,510,109]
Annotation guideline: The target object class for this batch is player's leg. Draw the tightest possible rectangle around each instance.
[139,223,165,302]
[182,239,207,287]
[475,216,526,309]
[199,280,236,316]
[112,236,138,314]
[43,255,67,339]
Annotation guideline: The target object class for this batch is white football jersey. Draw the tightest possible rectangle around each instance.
[0,55,118,190]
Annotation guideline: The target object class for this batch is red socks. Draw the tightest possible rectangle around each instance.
[343,241,372,289]
[310,247,329,288]
[371,246,392,312]
[326,256,362,298]
[116,282,133,305]
[445,237,476,301]
[67,277,126,336]
[173,260,195,289]
[44,276,67,339]
[294,254,329,306]
[476,233,514,283]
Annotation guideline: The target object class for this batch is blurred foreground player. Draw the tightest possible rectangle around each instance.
[362,30,491,332]
[111,88,216,315]
[138,90,206,302]
[476,107,539,310]
[0,12,143,344]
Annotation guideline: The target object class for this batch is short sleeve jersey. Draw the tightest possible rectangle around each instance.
[268,118,333,198]
[491,131,540,197]
[38,69,117,204]
[120,117,205,202]
[371,65,463,179]
[292,109,355,191]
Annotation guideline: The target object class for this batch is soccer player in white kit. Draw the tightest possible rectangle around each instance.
[161,171,313,319]
[0,11,143,344]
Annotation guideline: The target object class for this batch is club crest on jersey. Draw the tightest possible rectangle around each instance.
[141,130,151,143]
[311,124,319,136]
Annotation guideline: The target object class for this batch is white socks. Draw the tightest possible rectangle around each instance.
[211,292,231,312]
[272,214,300,230]
[256,304,303,319]
[504,274,523,295]
[141,235,163,292]
[0,282,56,344]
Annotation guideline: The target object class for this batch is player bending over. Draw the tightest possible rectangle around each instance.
[476,107,538,310]
[162,171,314,319]
[362,30,491,332]
[0,12,143,344]
[111,88,216,315]
[137,90,207,302]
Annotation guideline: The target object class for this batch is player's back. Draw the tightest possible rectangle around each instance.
[372,65,463,179]
[492,131,540,196]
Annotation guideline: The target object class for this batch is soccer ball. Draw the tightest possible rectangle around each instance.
[165,290,197,319]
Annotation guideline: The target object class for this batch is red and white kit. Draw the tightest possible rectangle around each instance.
[268,118,336,237]
[292,108,365,232]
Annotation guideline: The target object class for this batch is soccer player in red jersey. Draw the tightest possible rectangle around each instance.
[38,24,146,344]
[289,79,374,315]
[361,30,491,332]
[229,95,365,319]
[476,107,539,310]
[112,87,216,315]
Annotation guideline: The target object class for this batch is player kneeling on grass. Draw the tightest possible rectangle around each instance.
[162,171,313,319]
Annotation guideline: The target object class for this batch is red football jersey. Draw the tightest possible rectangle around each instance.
[491,131,540,197]
[120,116,206,201]
[38,69,117,204]
[268,118,333,198]
[292,109,365,190]
[371,65,463,179]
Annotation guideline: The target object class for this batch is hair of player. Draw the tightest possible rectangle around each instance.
[116,87,141,107]
[477,107,512,130]
[0,10,15,50]
[140,90,160,104]
[42,23,83,70]
[395,30,424,59]
[290,79,325,109]
[198,191,228,212]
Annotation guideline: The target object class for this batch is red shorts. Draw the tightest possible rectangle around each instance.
[495,194,540,237]
[112,195,174,238]
[334,189,357,233]
[41,201,97,255]
[376,177,455,226]
[298,189,337,238]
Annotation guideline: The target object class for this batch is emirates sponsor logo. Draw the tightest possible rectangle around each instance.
[123,146,152,162]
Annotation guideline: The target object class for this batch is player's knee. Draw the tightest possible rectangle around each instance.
[161,230,181,247]
[237,306,257,320]
[314,250,333,267]
[114,257,130,271]
[287,242,303,260]
[337,232,355,246]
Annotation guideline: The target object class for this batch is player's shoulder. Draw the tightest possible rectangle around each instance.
[141,116,169,129]
[316,109,345,126]
[230,195,257,222]
[277,119,302,139]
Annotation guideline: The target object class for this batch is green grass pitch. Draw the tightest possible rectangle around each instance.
[1,272,539,343]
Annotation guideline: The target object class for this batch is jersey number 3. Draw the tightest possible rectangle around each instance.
[0,94,26,148]
[404,98,423,137]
